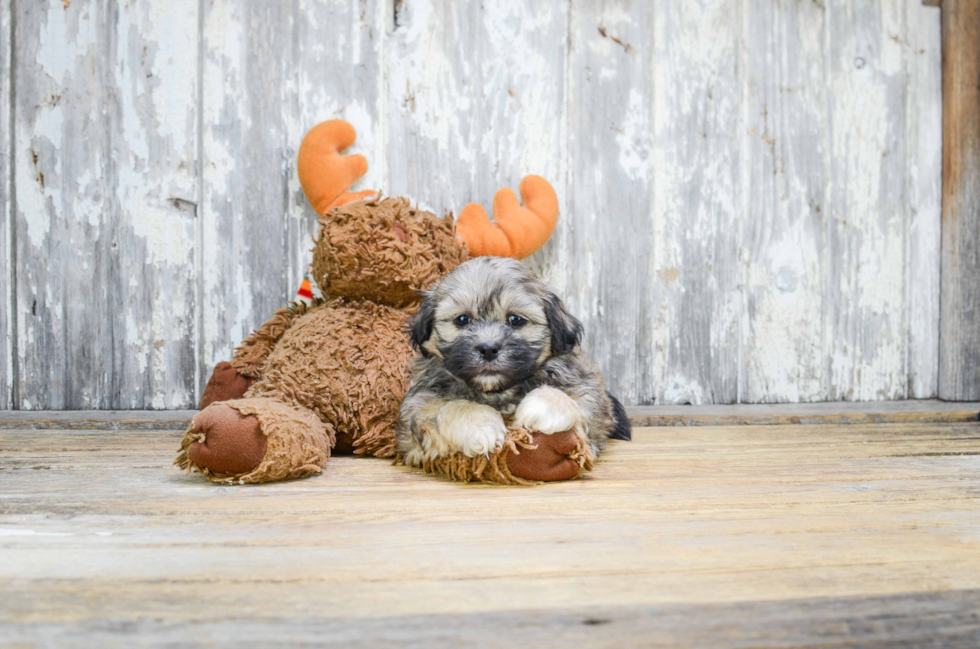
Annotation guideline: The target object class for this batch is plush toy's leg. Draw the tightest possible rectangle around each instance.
[199,362,253,410]
[505,431,590,482]
[408,428,593,486]
[176,398,334,484]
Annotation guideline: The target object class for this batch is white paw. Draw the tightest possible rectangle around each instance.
[437,402,507,458]
[513,386,584,435]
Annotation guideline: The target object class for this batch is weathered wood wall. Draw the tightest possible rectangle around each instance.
[0,0,945,409]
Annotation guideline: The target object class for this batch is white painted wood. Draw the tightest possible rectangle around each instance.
[740,0,830,403]
[12,0,198,410]
[200,0,291,392]
[3,0,946,408]
[107,0,199,409]
[13,0,114,409]
[1,0,10,410]
[826,0,910,401]
[649,2,742,405]
[200,0,385,391]
[905,1,942,398]
[564,1,654,405]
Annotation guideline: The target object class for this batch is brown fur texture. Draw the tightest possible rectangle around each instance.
[230,300,323,380]
[311,197,468,308]
[244,300,412,458]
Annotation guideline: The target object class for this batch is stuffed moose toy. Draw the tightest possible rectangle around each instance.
[175,120,593,485]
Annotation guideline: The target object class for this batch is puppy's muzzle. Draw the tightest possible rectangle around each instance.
[477,343,500,362]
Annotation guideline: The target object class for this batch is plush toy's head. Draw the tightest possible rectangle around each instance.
[310,197,467,308]
[298,120,559,308]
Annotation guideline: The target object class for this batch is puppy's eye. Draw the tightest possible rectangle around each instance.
[507,314,527,328]
[454,314,471,327]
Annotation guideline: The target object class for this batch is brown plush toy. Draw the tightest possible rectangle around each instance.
[176,120,589,485]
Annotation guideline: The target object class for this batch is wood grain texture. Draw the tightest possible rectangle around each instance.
[651,2,742,405]
[199,0,385,391]
[6,592,980,648]
[741,0,830,403]
[13,0,113,409]
[906,1,943,399]
[939,0,980,400]
[2,0,947,408]
[2,400,977,430]
[107,0,200,409]
[199,0,291,393]
[827,0,910,401]
[11,0,199,410]
[2,421,980,645]
[628,400,980,427]
[1,0,10,410]
[564,1,654,405]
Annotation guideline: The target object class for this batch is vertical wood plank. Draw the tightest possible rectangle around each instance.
[565,1,654,404]
[200,0,289,388]
[385,0,567,253]
[740,0,829,403]
[905,1,942,399]
[200,0,384,395]
[649,2,741,404]
[13,0,112,409]
[939,0,980,400]
[13,0,199,410]
[826,0,909,401]
[1,0,10,409]
[106,0,200,408]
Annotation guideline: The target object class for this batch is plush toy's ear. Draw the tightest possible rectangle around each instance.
[455,175,559,259]
[544,293,583,356]
[297,120,376,215]
[408,291,437,356]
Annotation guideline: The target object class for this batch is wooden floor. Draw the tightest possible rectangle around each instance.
[2,417,980,647]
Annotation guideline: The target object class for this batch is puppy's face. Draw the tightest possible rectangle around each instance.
[409,257,583,393]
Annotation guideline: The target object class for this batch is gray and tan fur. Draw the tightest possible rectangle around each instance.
[398,257,630,467]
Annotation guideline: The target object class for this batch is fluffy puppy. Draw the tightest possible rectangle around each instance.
[398,257,630,469]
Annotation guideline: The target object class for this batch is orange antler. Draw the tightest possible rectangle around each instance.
[297,120,376,215]
[454,176,559,259]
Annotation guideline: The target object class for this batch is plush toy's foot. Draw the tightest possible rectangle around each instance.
[200,361,253,409]
[176,398,334,484]
[186,404,266,475]
[405,428,593,485]
[506,431,587,482]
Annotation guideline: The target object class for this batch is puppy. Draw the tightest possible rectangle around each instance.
[398,256,630,468]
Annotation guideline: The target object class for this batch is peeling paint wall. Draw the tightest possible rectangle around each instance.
[0,0,942,409]
[1,0,10,409]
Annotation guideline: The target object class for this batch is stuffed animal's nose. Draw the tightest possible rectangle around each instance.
[477,343,500,361]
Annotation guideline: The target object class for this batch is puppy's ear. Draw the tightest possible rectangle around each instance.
[544,293,583,356]
[408,290,437,356]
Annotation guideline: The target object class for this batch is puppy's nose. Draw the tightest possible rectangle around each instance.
[477,343,500,361]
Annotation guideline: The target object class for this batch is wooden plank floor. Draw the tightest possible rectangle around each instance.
[2,420,980,647]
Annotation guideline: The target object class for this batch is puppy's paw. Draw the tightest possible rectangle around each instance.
[513,386,584,435]
[437,401,508,458]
